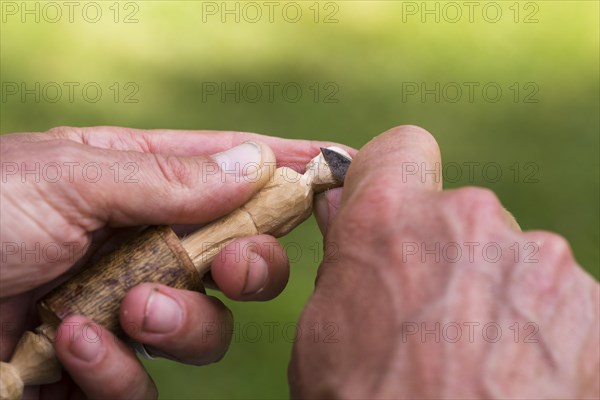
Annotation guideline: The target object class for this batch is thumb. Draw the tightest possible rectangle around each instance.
[315,125,441,242]
[64,141,276,229]
[313,126,441,279]
[342,125,442,204]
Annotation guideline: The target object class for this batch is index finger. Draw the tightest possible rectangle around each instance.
[41,126,358,173]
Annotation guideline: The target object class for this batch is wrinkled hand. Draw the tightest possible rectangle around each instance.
[290,126,599,399]
[0,126,348,399]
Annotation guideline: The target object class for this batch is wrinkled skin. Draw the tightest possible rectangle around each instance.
[291,126,599,399]
[0,126,353,399]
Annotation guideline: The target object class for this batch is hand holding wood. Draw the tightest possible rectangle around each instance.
[0,145,352,400]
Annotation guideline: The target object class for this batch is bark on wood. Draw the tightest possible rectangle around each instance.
[39,226,202,337]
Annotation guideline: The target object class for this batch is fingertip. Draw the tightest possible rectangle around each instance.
[347,125,442,195]
[120,283,155,338]
[375,125,440,164]
[54,315,105,366]
[122,283,233,365]
[211,235,289,301]
[54,314,156,399]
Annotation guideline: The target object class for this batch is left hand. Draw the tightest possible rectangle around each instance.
[0,126,351,399]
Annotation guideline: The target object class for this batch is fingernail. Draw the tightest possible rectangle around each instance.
[243,252,269,295]
[70,323,103,363]
[143,289,183,334]
[213,142,262,176]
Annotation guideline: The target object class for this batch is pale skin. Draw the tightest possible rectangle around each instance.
[0,126,349,398]
[294,126,600,399]
[1,125,598,399]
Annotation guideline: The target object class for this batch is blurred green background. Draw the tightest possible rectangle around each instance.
[1,1,598,398]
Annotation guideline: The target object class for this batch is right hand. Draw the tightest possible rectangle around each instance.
[290,125,599,399]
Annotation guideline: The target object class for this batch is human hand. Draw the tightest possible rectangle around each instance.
[0,126,350,399]
[290,125,599,399]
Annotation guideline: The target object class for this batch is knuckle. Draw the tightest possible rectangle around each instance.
[525,231,574,265]
[456,186,499,205]
[152,154,195,189]
[46,126,81,139]
[9,140,84,181]
[513,231,580,296]
[45,139,82,163]
[447,186,503,217]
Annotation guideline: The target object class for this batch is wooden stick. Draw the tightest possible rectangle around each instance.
[0,325,60,400]
[183,159,337,274]
[0,147,351,400]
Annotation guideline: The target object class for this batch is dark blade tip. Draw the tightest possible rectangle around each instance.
[320,147,352,184]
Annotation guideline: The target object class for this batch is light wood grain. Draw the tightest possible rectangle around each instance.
[0,325,59,400]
